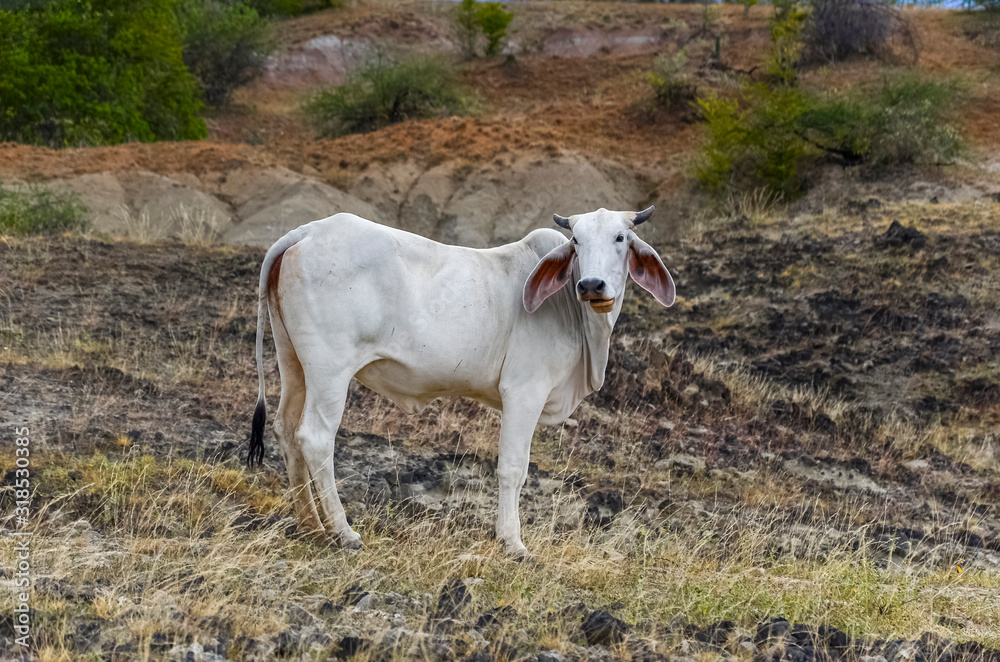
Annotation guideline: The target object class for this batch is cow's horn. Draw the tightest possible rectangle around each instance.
[553,214,572,230]
[633,205,655,226]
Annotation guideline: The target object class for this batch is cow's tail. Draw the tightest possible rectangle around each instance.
[248,228,307,468]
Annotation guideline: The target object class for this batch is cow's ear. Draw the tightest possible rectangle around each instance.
[523,241,576,313]
[628,235,675,307]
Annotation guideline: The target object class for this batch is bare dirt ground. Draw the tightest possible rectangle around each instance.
[1,2,1000,661]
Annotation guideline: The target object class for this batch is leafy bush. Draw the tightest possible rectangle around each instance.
[478,2,514,56]
[805,75,962,167]
[0,184,88,236]
[696,85,812,198]
[694,74,962,198]
[646,50,697,110]
[177,0,274,107]
[451,0,514,59]
[0,0,206,147]
[304,54,476,137]
[803,0,917,64]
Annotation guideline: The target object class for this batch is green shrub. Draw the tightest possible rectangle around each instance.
[304,54,475,138]
[645,50,697,110]
[695,85,813,198]
[805,75,963,167]
[0,184,88,236]
[694,74,963,198]
[450,0,514,59]
[177,0,274,107]
[0,0,207,147]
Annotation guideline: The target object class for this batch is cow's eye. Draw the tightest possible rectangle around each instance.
[570,236,578,245]
[615,234,625,243]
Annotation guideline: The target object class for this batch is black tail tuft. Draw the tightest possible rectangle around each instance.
[248,399,266,468]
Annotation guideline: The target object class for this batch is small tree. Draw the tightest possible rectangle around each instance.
[451,0,481,60]
[478,2,514,56]
[450,0,514,59]
[767,0,806,86]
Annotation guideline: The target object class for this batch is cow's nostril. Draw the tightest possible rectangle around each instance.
[577,278,606,296]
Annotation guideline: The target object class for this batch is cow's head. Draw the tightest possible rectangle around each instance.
[523,206,675,314]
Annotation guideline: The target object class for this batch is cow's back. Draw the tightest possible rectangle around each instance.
[271,214,559,411]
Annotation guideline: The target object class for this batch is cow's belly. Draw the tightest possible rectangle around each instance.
[355,358,503,413]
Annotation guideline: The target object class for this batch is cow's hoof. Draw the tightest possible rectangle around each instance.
[506,543,532,562]
[339,530,363,551]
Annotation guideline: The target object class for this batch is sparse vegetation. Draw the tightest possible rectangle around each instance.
[0,183,88,236]
[304,54,475,137]
[695,0,961,200]
[645,50,697,111]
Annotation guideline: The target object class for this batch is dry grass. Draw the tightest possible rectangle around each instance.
[2,450,998,660]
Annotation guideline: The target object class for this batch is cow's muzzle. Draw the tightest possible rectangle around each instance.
[577,278,614,313]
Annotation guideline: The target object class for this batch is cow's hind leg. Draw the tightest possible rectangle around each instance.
[296,373,361,548]
[272,323,325,536]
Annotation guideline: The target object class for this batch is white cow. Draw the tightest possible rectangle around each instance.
[249,207,675,556]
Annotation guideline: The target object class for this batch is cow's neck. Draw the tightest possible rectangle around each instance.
[558,269,618,394]
[580,294,617,392]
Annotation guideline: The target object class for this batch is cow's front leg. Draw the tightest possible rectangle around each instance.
[496,394,545,558]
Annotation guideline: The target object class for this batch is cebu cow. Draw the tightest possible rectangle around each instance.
[248,207,675,557]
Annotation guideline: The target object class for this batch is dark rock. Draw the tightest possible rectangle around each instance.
[703,620,736,646]
[341,584,369,607]
[959,378,1000,407]
[338,636,368,657]
[475,606,517,631]
[879,221,926,250]
[818,625,849,650]
[581,609,631,646]
[274,630,297,657]
[151,632,173,651]
[434,578,471,619]
[755,617,791,646]
[585,490,625,528]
